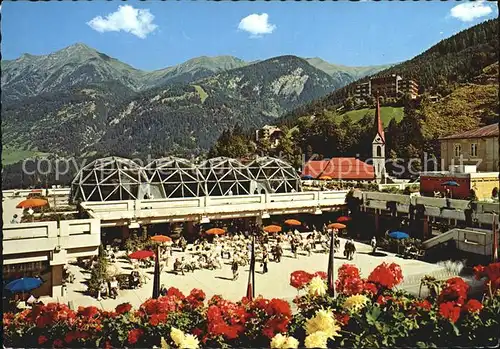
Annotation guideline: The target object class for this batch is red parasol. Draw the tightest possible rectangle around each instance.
[128,250,155,260]
[284,219,301,226]
[263,225,282,233]
[151,235,173,243]
[328,223,346,230]
[206,228,226,235]
[337,216,352,223]
[16,198,49,209]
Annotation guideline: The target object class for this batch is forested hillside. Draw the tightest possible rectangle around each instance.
[210,20,499,177]
[284,19,498,122]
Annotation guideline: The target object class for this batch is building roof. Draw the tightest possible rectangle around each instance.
[302,158,375,180]
[440,123,499,140]
[375,97,385,142]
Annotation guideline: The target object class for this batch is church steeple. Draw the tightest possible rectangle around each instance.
[374,96,385,143]
[372,95,386,183]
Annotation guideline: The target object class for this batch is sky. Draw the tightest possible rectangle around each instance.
[2,0,497,71]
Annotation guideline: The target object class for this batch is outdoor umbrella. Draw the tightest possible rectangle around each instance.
[441,181,460,187]
[389,231,410,240]
[337,216,352,223]
[151,235,173,243]
[5,277,42,293]
[302,175,314,180]
[319,176,332,181]
[389,231,409,255]
[16,198,48,209]
[263,225,282,233]
[284,219,301,226]
[328,223,346,230]
[152,245,161,299]
[205,228,226,235]
[128,250,155,260]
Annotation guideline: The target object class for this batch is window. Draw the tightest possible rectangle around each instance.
[470,143,478,157]
[454,144,461,157]
[376,146,382,157]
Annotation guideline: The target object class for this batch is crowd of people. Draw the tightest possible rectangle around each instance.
[162,224,359,280]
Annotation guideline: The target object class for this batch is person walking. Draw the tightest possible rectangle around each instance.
[232,259,239,280]
[370,236,377,254]
[262,251,269,274]
[10,214,20,224]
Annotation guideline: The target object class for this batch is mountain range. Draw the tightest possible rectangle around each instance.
[1,44,391,159]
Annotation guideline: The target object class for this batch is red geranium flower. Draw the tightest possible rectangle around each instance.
[415,300,432,311]
[77,306,100,318]
[167,287,185,300]
[313,271,327,279]
[115,303,132,315]
[377,295,392,306]
[368,262,404,289]
[439,302,461,323]
[38,335,48,345]
[127,329,144,345]
[438,277,469,305]
[149,313,168,326]
[290,270,313,289]
[473,265,486,280]
[190,288,206,301]
[463,299,483,313]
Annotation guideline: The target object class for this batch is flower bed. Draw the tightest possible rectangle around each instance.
[4,262,500,348]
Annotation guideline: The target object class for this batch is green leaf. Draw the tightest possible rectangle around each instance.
[366,306,382,325]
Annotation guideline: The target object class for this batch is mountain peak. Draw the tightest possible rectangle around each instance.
[60,42,96,54]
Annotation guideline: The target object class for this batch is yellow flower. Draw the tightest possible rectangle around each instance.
[170,327,185,347]
[307,276,327,297]
[284,336,299,349]
[344,294,370,313]
[304,309,341,338]
[181,334,200,349]
[270,333,287,349]
[304,331,329,348]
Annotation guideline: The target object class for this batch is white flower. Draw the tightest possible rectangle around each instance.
[304,331,329,348]
[284,336,299,348]
[270,333,287,348]
[170,327,185,347]
[304,309,341,338]
[181,334,199,349]
[270,333,299,349]
[307,276,327,297]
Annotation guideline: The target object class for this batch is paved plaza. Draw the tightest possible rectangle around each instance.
[55,238,452,310]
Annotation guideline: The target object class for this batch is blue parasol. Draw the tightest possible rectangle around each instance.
[302,175,314,180]
[5,277,42,293]
[441,181,460,187]
[389,231,410,240]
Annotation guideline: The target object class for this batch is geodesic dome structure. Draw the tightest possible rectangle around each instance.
[248,157,302,194]
[198,157,255,196]
[145,157,206,198]
[70,157,148,202]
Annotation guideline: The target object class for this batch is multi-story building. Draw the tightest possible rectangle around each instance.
[440,123,499,173]
[355,82,371,98]
[397,78,419,99]
[354,75,419,99]
[420,123,499,200]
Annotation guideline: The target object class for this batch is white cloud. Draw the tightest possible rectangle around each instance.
[87,5,158,39]
[238,13,276,37]
[450,1,493,22]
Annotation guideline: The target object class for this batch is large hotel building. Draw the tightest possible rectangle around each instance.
[355,74,419,99]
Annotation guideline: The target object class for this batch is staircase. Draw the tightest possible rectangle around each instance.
[422,228,493,256]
